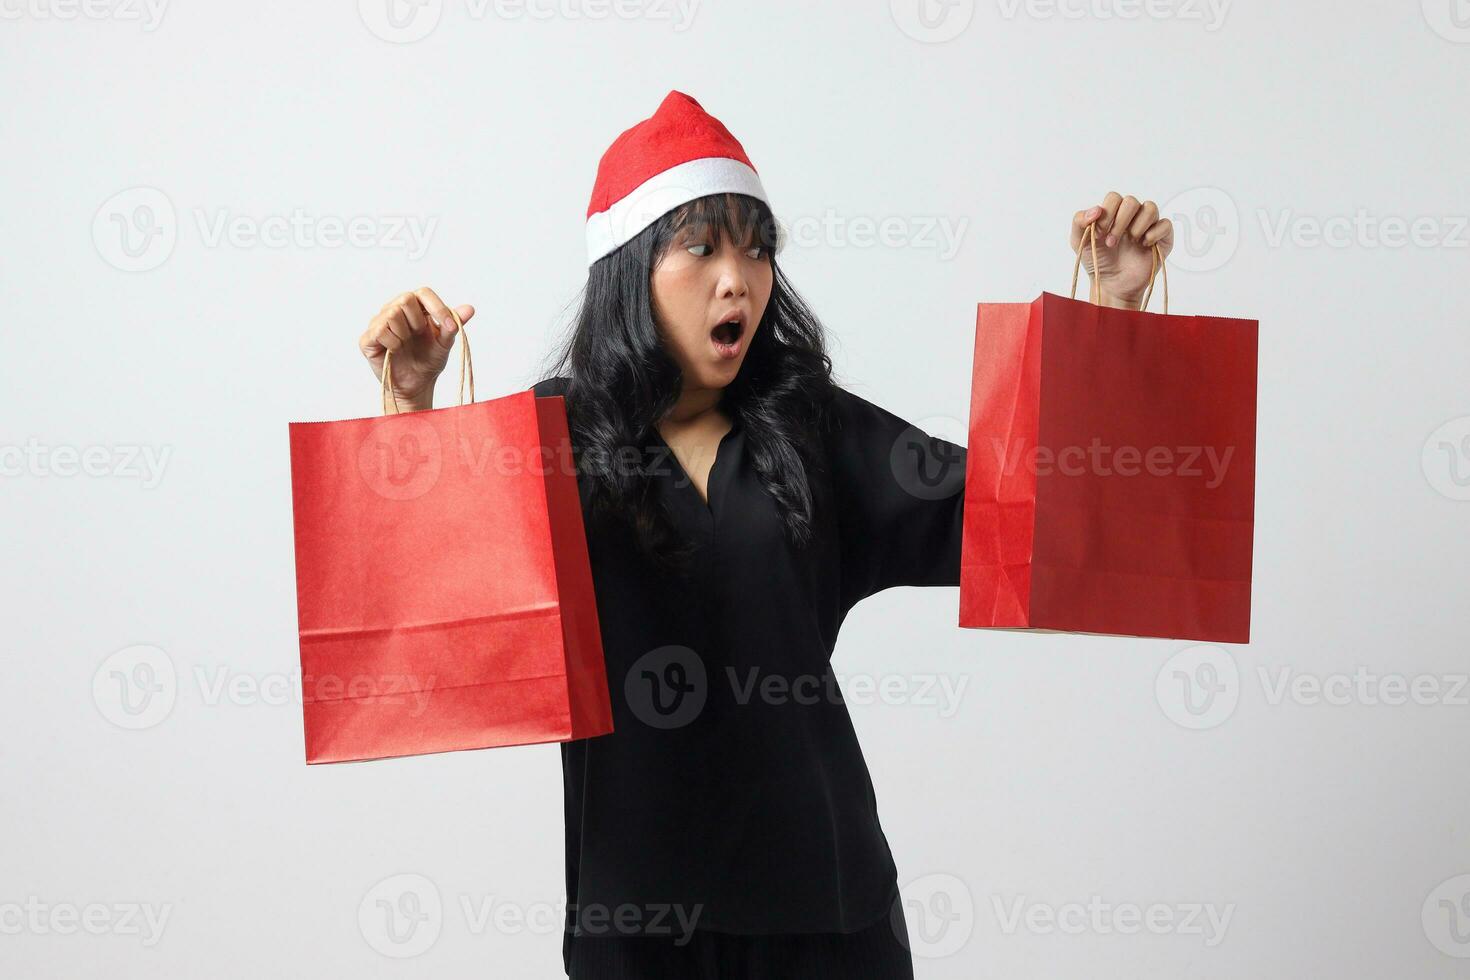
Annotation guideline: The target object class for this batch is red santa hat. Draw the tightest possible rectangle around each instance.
[585,90,769,268]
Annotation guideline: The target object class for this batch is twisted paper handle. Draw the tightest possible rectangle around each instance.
[380,306,475,415]
[1069,221,1170,314]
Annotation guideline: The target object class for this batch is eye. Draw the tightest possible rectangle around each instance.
[686,243,712,257]
[745,245,766,259]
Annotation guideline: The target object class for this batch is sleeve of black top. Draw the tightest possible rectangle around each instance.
[530,375,572,398]
[826,385,967,612]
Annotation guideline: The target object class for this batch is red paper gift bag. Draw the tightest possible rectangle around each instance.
[287,317,612,763]
[960,233,1258,642]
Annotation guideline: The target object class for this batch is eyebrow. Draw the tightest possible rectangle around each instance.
[679,214,760,248]
[678,213,718,236]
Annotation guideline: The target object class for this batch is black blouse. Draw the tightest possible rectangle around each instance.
[528,375,967,963]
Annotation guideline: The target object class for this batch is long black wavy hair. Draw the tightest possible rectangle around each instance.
[537,192,838,573]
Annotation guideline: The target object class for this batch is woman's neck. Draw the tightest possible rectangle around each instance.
[662,385,726,426]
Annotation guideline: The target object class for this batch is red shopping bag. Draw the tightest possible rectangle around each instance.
[287,315,612,763]
[960,229,1258,642]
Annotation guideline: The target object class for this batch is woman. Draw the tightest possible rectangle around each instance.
[356,91,1172,979]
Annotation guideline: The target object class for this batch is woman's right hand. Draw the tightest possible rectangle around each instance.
[359,287,475,413]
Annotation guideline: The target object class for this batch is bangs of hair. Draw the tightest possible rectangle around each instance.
[544,186,834,570]
[657,192,784,259]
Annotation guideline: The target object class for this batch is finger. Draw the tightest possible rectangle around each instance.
[409,286,465,349]
[412,286,452,326]
[1110,196,1141,246]
[369,318,406,353]
[1141,217,1173,252]
[1109,196,1140,247]
[382,307,415,348]
[397,295,431,336]
[432,308,459,350]
[1095,191,1124,236]
[376,294,428,336]
[434,303,477,349]
[379,290,430,328]
[359,321,386,357]
[1070,206,1104,252]
[1128,200,1159,241]
[361,313,401,354]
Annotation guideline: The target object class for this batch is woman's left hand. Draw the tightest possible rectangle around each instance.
[1070,192,1174,309]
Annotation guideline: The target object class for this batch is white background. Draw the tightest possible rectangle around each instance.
[4,1,1469,977]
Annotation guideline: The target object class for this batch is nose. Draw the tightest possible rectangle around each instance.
[715,242,749,298]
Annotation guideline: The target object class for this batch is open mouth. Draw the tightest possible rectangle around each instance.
[710,315,746,356]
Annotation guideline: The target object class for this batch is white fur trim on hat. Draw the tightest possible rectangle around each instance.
[585,156,768,268]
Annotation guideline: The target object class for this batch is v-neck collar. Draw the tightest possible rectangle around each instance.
[652,414,741,518]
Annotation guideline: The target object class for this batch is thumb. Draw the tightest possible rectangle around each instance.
[1071,206,1102,253]
[434,305,474,350]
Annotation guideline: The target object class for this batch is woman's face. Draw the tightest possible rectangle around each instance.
[649,212,773,394]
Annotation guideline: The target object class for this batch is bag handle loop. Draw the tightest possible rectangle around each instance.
[1069,221,1170,315]
[381,306,475,415]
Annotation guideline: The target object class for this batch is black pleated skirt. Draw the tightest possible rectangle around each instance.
[564,900,914,980]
